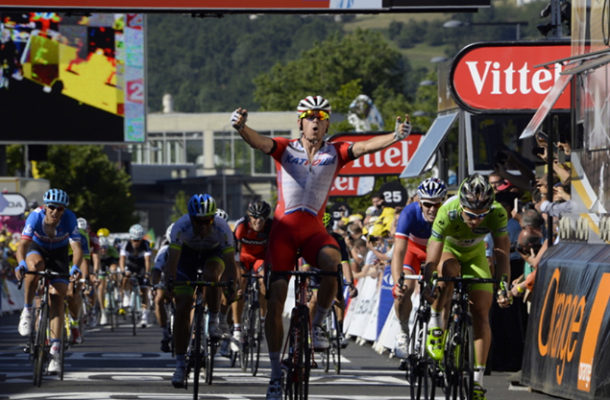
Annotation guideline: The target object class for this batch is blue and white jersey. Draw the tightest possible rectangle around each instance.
[21,207,80,250]
[169,214,234,254]
[394,202,432,247]
[153,244,169,271]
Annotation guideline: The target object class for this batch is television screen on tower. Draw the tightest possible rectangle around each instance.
[0,12,145,143]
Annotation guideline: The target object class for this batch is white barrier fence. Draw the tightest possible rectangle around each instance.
[1,279,24,315]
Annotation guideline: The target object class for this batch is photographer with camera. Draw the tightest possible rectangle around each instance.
[511,227,545,299]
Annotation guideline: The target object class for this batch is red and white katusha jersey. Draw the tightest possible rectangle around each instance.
[269,137,354,218]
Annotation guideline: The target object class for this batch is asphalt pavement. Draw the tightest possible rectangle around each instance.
[0,310,561,400]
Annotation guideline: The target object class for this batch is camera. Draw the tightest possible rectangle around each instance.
[532,146,545,157]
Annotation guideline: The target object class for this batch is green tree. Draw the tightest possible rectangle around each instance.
[35,146,138,232]
[253,29,412,115]
[7,145,24,176]
[171,190,189,222]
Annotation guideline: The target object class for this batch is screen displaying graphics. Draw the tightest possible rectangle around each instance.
[0,12,145,143]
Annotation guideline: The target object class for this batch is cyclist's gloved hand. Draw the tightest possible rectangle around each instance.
[15,260,27,280]
[393,115,412,141]
[142,277,150,287]
[348,284,358,298]
[70,265,82,277]
[231,108,248,131]
[392,283,404,300]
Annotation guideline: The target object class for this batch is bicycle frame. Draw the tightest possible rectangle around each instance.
[240,273,263,376]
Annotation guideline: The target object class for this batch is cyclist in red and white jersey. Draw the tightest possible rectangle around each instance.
[231,95,412,400]
[231,200,272,350]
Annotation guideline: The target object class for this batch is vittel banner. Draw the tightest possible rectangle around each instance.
[450,42,572,112]
[329,132,422,176]
[522,243,610,400]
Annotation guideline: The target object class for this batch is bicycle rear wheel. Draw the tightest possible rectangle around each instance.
[59,321,68,381]
[33,304,48,387]
[240,303,250,372]
[250,304,261,376]
[407,312,431,400]
[204,314,216,385]
[192,306,203,400]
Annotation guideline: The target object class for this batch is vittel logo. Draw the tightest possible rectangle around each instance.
[465,61,563,95]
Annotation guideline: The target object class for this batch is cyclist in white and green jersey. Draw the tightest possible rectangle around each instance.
[425,173,512,400]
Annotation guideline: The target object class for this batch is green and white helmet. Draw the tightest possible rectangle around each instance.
[459,173,495,210]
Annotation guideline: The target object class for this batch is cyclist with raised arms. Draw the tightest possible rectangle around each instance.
[425,174,511,400]
[391,177,447,361]
[120,224,152,328]
[231,95,412,400]
[231,200,272,350]
[15,189,83,374]
[164,194,238,388]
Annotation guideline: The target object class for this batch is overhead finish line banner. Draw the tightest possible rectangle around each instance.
[522,243,610,400]
[0,0,490,12]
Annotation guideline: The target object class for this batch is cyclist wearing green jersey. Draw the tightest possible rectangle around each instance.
[425,173,511,400]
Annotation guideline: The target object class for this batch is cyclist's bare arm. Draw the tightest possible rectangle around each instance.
[15,238,32,280]
[391,237,408,284]
[491,235,510,283]
[145,254,151,275]
[232,108,275,153]
[423,239,444,275]
[350,115,410,159]
[119,255,126,272]
[70,240,84,272]
[165,248,181,286]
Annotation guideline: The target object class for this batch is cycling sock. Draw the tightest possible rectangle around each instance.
[50,339,60,355]
[474,366,485,385]
[176,354,186,368]
[399,319,410,335]
[24,304,33,310]
[429,309,442,329]
[233,323,241,331]
[269,351,281,379]
[312,306,330,327]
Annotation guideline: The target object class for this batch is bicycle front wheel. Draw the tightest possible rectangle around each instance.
[33,304,48,387]
[250,304,261,376]
[240,303,251,372]
[457,320,475,400]
[328,307,341,375]
[294,306,311,400]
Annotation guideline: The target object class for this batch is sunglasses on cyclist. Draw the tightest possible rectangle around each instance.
[462,208,490,220]
[46,205,65,212]
[421,201,442,209]
[191,217,214,226]
[299,110,330,121]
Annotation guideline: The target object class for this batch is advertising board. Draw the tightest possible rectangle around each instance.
[0,12,145,143]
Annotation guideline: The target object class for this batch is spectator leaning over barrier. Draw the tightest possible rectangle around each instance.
[540,181,574,219]
[349,238,369,280]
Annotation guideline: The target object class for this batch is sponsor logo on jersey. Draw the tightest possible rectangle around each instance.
[472,227,490,235]
[431,230,443,239]
[285,153,337,166]
[448,210,458,220]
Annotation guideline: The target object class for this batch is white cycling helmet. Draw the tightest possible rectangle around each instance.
[297,96,332,115]
[77,217,88,231]
[99,236,110,248]
[129,224,144,240]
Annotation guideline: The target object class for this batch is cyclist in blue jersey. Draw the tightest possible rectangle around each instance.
[391,178,447,360]
[15,189,83,374]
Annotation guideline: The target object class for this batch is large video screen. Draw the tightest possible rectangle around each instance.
[0,12,145,143]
